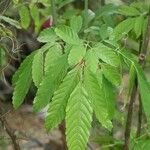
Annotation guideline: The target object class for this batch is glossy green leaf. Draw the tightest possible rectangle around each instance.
[33,47,68,112]
[32,50,44,87]
[85,50,98,73]
[68,44,86,66]
[37,28,57,43]
[84,69,112,130]
[112,18,135,41]
[12,52,35,109]
[134,16,144,38]
[19,5,30,29]
[135,64,150,123]
[118,5,140,16]
[102,64,121,86]
[70,15,83,33]
[93,43,120,67]
[66,82,93,150]
[55,25,82,45]
[45,67,80,131]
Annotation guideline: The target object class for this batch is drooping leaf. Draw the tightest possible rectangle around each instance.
[66,82,93,150]
[118,5,140,16]
[32,50,44,87]
[134,16,144,38]
[45,67,80,131]
[84,69,112,130]
[12,52,36,109]
[70,15,83,33]
[55,25,82,45]
[112,18,135,41]
[101,64,121,86]
[68,44,86,66]
[19,5,30,29]
[33,48,68,112]
[0,16,21,29]
[135,64,150,123]
[37,28,58,43]
[85,50,98,73]
[93,43,120,67]
[102,77,116,119]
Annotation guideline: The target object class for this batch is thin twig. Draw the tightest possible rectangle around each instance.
[124,10,150,150]
[124,80,137,150]
[136,10,150,137]
[0,101,21,150]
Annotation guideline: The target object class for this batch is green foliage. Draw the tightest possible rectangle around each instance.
[33,47,68,112]
[12,52,36,109]
[84,69,113,130]
[32,50,44,87]
[70,16,83,33]
[37,28,57,43]
[45,67,80,131]
[68,44,86,66]
[0,16,21,29]
[66,82,93,150]
[19,5,30,29]
[10,1,150,150]
[93,43,120,67]
[55,25,82,45]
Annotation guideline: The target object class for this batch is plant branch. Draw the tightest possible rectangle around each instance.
[124,79,137,150]
[136,10,150,137]
[51,0,57,26]
[0,101,20,150]
[124,11,150,149]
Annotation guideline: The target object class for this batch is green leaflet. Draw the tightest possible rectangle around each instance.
[85,50,99,73]
[30,5,40,32]
[112,18,135,41]
[135,64,150,123]
[68,44,86,66]
[66,82,93,150]
[32,50,44,87]
[37,28,58,43]
[84,69,112,130]
[45,67,80,131]
[70,15,83,33]
[12,52,36,109]
[93,43,120,67]
[134,16,144,38]
[0,16,21,29]
[55,25,82,45]
[33,48,68,112]
[102,77,116,119]
[118,5,140,16]
[19,5,30,29]
[101,64,121,86]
